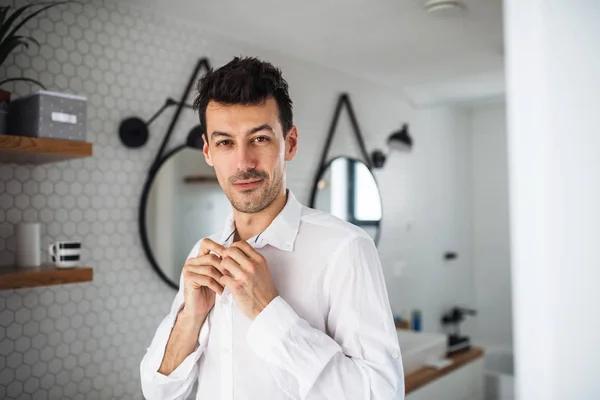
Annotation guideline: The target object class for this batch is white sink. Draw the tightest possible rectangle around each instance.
[397,330,447,375]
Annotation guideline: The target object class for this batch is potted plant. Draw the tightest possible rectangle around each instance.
[0,2,70,133]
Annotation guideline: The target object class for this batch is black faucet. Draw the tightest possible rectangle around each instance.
[441,307,477,356]
[441,306,477,328]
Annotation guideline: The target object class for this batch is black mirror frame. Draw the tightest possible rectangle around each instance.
[309,93,383,246]
[130,58,212,289]
[310,155,383,245]
[139,144,190,289]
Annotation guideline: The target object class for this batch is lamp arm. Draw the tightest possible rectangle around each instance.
[145,98,194,126]
[149,58,211,176]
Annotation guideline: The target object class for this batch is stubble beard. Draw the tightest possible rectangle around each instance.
[226,172,282,214]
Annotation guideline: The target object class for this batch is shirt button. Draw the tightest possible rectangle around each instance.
[392,351,400,359]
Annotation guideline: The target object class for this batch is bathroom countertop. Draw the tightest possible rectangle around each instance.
[405,347,484,394]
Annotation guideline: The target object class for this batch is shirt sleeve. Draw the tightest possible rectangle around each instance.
[246,235,405,399]
[140,240,211,400]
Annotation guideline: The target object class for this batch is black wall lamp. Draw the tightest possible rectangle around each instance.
[118,98,203,150]
[371,123,414,168]
[118,57,211,175]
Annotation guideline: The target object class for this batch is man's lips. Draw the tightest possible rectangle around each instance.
[233,179,263,189]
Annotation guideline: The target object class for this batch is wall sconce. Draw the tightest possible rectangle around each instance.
[117,57,211,180]
[371,123,413,168]
[118,97,203,149]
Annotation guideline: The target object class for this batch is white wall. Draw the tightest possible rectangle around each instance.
[505,1,600,398]
[468,102,513,350]
[378,106,474,332]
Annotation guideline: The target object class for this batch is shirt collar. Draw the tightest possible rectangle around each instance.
[219,189,302,251]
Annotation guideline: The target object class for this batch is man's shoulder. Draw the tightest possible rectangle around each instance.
[298,205,372,244]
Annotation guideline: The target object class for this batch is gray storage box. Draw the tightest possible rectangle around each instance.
[8,90,87,141]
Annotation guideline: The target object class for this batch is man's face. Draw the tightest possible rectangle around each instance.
[203,97,298,214]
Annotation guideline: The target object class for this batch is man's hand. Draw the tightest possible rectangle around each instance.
[157,239,225,376]
[217,241,278,320]
[181,238,226,319]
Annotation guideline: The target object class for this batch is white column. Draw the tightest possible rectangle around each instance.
[504,1,600,399]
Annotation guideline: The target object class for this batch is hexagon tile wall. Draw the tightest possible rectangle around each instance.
[0,1,243,398]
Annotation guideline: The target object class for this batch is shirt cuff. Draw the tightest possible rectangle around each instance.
[151,310,211,384]
[246,296,341,396]
[246,295,300,351]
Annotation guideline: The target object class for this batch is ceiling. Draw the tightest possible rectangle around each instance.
[132,0,505,106]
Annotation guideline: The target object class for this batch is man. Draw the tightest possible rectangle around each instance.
[140,57,404,400]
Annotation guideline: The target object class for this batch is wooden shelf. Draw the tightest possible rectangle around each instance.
[183,175,219,184]
[0,134,93,164]
[0,263,93,290]
[394,320,411,329]
[405,347,484,394]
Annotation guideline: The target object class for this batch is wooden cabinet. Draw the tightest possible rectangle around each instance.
[406,356,484,400]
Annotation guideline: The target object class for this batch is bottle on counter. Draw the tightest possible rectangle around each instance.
[411,309,422,332]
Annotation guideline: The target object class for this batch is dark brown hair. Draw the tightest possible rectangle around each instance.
[193,56,293,138]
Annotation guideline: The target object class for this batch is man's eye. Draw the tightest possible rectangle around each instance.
[254,136,269,143]
[216,140,231,147]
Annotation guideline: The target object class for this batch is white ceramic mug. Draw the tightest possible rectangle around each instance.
[15,222,41,267]
[48,241,81,268]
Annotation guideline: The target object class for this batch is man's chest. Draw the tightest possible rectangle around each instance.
[196,244,334,398]
[209,247,330,338]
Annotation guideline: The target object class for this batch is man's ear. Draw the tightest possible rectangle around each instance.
[284,126,298,162]
[203,134,214,167]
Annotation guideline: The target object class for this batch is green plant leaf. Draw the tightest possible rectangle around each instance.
[0,3,43,45]
[0,77,46,90]
[0,36,33,67]
[0,2,72,46]
[0,7,9,28]
[14,34,41,50]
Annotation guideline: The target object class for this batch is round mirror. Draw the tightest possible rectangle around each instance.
[310,157,383,244]
[141,145,229,288]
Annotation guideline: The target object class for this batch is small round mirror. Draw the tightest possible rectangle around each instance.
[310,157,382,244]
[141,146,229,288]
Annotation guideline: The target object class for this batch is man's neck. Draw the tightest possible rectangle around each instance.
[232,189,288,242]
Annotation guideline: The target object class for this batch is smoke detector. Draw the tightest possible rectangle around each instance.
[424,0,467,17]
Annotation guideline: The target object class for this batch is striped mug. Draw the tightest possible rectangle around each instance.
[48,241,81,268]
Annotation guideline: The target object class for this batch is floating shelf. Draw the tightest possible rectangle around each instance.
[0,264,93,290]
[183,175,219,184]
[0,134,93,164]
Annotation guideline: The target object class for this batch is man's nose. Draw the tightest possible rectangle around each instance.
[236,144,257,171]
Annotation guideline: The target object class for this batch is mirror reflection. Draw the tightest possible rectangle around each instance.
[313,157,382,243]
[145,147,229,285]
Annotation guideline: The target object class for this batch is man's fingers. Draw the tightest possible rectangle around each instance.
[185,273,224,295]
[220,255,244,280]
[219,274,235,289]
[198,238,225,257]
[184,264,223,283]
[184,252,225,292]
[187,253,222,269]
[200,276,224,295]
[222,246,255,273]
[189,252,228,276]
[230,241,262,263]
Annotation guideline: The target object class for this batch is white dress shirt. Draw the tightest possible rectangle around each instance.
[140,190,404,400]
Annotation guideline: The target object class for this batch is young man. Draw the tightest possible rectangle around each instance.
[140,57,404,400]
